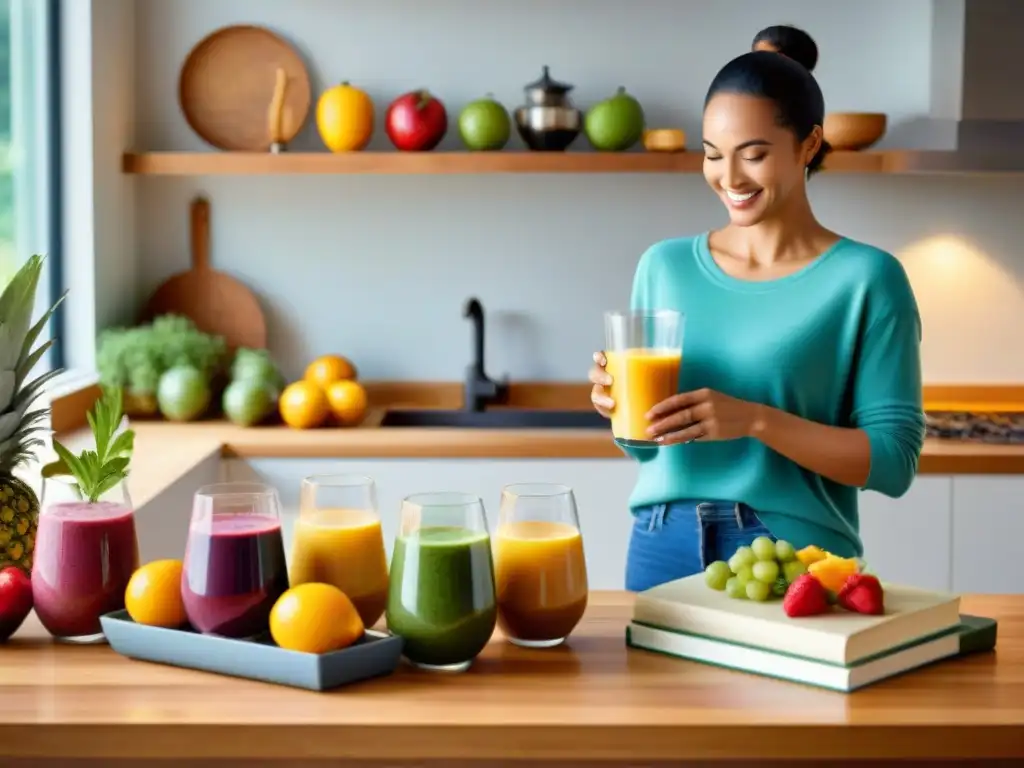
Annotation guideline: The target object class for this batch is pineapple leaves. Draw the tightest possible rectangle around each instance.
[51,388,135,504]
[0,370,14,412]
[15,288,66,387]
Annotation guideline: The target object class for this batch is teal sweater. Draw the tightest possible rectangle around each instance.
[621,233,926,558]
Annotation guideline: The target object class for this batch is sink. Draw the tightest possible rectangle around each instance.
[379,408,609,430]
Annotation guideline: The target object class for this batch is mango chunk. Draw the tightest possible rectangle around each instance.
[796,545,828,566]
[808,555,860,593]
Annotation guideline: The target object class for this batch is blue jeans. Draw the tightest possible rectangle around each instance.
[625,500,775,592]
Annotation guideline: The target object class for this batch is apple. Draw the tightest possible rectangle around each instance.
[458,94,511,151]
[0,566,33,642]
[385,90,448,152]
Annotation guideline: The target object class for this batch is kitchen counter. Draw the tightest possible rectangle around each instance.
[104,419,1024,506]
[37,416,1024,527]
[2,591,1021,764]
[45,382,1024,512]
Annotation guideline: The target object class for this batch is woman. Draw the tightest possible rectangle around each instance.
[589,26,926,593]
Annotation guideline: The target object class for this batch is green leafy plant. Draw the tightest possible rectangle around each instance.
[95,314,228,415]
[51,388,135,503]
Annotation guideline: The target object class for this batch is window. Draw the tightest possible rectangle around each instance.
[1,0,61,373]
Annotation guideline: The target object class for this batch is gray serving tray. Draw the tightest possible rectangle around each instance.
[100,609,404,691]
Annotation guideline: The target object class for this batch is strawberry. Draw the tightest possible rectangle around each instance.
[783,574,831,618]
[837,573,885,615]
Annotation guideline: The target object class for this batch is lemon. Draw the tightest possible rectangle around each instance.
[270,583,365,654]
[125,559,187,628]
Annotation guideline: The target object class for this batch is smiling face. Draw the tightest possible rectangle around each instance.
[702,92,821,227]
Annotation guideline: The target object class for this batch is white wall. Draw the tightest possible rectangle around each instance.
[75,0,1024,382]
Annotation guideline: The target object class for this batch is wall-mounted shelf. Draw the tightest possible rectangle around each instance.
[122,150,908,176]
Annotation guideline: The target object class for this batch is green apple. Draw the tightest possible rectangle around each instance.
[585,86,645,151]
[458,94,511,151]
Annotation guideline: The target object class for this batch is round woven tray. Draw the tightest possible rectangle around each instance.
[179,24,312,151]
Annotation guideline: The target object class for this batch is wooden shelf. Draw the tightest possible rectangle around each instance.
[121,150,902,176]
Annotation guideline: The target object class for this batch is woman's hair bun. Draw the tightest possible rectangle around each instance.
[751,25,818,72]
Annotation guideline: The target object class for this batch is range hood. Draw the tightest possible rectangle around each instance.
[891,0,1024,173]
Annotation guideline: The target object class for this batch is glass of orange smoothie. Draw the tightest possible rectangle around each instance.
[603,309,684,446]
[288,474,389,628]
[494,483,588,648]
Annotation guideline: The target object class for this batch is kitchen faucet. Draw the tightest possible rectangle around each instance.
[462,297,509,412]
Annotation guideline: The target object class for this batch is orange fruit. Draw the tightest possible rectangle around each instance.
[124,559,187,628]
[304,354,358,388]
[279,380,330,429]
[326,379,368,426]
[316,82,375,153]
[269,583,365,654]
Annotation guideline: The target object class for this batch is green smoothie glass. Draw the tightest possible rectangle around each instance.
[386,491,497,672]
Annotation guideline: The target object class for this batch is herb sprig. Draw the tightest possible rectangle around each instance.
[51,388,135,503]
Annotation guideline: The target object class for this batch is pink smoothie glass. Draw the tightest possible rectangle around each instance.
[181,482,289,639]
[31,465,140,643]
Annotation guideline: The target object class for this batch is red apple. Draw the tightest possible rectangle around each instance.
[385,90,448,151]
[0,566,33,642]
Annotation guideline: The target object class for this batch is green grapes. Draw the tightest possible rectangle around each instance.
[783,560,808,584]
[725,577,746,599]
[751,536,776,561]
[745,579,771,602]
[704,561,732,591]
[734,565,754,588]
[752,560,780,584]
[728,546,757,574]
[775,540,797,562]
[710,538,801,603]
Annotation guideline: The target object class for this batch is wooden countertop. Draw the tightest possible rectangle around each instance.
[48,384,1024,512]
[2,592,1021,763]
[130,418,1024,467]
[43,414,1024,515]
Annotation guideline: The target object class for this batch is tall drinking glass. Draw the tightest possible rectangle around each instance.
[386,492,497,672]
[494,483,588,648]
[603,309,684,446]
[32,465,140,643]
[289,474,389,627]
[181,482,289,638]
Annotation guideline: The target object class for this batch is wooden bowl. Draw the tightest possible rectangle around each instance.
[643,129,686,152]
[823,113,887,151]
[179,24,312,151]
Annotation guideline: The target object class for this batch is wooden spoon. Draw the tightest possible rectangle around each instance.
[139,197,267,351]
[268,67,289,153]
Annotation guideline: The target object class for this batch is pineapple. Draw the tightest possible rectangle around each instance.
[0,255,66,574]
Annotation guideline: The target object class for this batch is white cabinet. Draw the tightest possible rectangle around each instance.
[951,476,1024,594]
[858,477,953,592]
[226,458,639,590]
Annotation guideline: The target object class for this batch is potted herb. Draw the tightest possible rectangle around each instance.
[32,389,140,642]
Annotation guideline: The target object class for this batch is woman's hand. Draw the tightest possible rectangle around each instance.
[588,351,614,418]
[645,388,763,445]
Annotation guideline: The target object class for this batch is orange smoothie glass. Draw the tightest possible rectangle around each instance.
[288,474,389,627]
[494,483,588,648]
[603,309,684,446]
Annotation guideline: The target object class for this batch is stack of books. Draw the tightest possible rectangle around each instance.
[626,574,998,692]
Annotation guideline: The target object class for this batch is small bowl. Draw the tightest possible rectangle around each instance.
[643,128,686,152]
[823,113,887,151]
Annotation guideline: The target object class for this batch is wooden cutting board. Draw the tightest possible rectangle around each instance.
[139,197,267,351]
